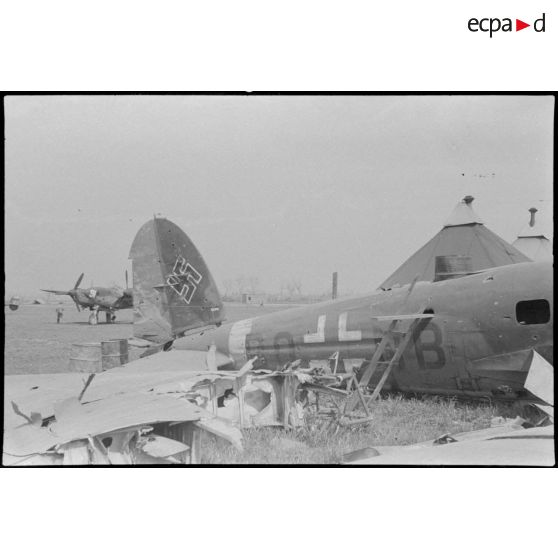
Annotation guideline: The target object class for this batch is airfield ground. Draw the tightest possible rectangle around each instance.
[4,303,520,464]
[4,302,292,376]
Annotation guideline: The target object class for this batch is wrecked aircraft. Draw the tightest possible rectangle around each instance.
[3,197,553,466]
[128,212,553,406]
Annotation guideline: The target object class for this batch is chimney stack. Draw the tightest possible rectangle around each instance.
[529,207,538,227]
[332,272,338,300]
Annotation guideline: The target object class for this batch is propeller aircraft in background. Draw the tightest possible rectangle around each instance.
[42,272,133,324]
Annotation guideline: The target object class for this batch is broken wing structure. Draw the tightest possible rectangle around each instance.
[3,351,310,465]
[4,393,230,465]
[3,353,245,465]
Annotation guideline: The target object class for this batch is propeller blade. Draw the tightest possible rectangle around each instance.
[74,273,85,290]
[70,294,82,312]
[67,292,82,312]
[41,289,70,295]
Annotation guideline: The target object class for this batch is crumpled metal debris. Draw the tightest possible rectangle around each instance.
[4,355,378,465]
[433,433,458,445]
[3,392,242,466]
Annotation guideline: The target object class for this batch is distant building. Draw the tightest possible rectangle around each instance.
[241,293,268,305]
[379,195,530,289]
[512,208,553,262]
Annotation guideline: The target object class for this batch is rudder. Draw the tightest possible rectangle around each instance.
[129,217,225,342]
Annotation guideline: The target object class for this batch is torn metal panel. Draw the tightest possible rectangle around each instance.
[196,417,243,451]
[4,373,86,429]
[535,404,554,418]
[4,358,235,429]
[138,434,190,459]
[51,393,211,441]
[87,436,112,465]
[61,440,90,466]
[104,431,136,465]
[7,453,63,466]
[525,351,553,407]
[209,370,306,429]
[2,423,60,461]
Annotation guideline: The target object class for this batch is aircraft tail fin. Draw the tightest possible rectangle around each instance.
[129,217,225,343]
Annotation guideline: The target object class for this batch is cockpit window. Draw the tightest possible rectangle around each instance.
[516,299,550,325]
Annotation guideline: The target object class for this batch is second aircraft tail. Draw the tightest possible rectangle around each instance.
[129,216,225,343]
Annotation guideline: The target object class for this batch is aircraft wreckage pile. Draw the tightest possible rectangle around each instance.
[3,346,553,465]
[3,196,554,465]
[3,350,388,465]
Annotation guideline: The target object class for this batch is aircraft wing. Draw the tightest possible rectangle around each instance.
[345,424,554,466]
[4,349,235,430]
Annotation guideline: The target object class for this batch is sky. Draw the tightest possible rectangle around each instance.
[4,95,554,298]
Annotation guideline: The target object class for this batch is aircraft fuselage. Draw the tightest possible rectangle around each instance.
[176,262,553,401]
[74,287,133,311]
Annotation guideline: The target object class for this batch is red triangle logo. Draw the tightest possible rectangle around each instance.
[516,19,530,31]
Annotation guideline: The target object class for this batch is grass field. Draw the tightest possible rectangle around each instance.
[200,395,504,464]
[4,302,521,464]
[4,302,296,376]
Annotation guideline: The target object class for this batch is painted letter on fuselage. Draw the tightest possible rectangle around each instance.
[338,311,362,342]
[414,322,446,370]
[304,315,326,343]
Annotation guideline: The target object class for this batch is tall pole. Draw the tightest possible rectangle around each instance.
[332,272,338,300]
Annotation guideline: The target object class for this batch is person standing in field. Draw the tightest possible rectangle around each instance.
[56,304,64,323]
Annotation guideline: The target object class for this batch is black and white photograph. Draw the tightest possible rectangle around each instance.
[3,94,554,466]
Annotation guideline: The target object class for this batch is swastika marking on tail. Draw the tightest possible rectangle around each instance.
[166,256,203,304]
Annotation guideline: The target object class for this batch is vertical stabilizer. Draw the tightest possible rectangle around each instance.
[129,217,225,342]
